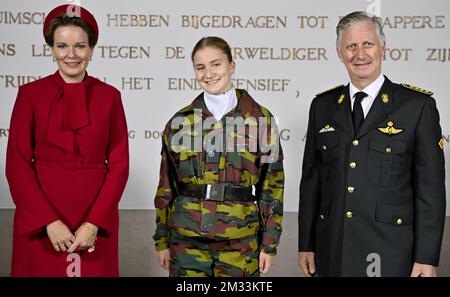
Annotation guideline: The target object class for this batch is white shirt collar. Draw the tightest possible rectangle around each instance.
[349,74,385,100]
[204,87,237,121]
[348,74,385,117]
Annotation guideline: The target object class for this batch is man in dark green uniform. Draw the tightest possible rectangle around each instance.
[298,11,446,277]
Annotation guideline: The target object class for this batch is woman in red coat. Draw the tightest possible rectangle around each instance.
[5,5,129,276]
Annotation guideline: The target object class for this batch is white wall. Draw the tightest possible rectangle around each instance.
[1,0,449,213]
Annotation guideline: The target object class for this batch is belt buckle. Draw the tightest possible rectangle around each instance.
[205,184,225,201]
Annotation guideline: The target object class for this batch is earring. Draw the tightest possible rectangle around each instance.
[89,56,92,61]
[52,57,56,62]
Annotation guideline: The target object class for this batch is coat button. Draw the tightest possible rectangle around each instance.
[349,162,357,168]
[322,145,327,151]
[346,211,353,219]
[347,186,355,193]
[396,218,403,225]
[385,147,392,153]
[352,140,359,146]
[320,214,325,220]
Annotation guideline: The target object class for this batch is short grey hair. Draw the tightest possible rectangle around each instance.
[336,11,385,48]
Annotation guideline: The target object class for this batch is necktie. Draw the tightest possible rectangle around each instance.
[352,91,367,133]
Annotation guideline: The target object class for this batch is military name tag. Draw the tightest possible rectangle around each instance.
[377,121,404,136]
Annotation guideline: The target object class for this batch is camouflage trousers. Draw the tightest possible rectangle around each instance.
[169,231,260,277]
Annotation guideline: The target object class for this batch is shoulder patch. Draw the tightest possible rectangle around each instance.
[439,138,445,150]
[315,84,344,96]
[400,83,433,95]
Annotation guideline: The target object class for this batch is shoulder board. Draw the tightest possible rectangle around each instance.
[315,84,344,96]
[400,83,433,95]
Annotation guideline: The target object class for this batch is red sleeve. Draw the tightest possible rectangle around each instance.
[86,91,129,232]
[5,86,60,238]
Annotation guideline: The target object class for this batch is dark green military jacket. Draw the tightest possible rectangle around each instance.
[299,77,446,276]
[154,89,284,255]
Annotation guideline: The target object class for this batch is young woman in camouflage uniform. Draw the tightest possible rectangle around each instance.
[153,37,284,277]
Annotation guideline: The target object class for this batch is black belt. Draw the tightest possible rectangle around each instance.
[179,183,256,202]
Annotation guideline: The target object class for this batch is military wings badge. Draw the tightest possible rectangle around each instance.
[378,121,404,135]
[319,124,335,133]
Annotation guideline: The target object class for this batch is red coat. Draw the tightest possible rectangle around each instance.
[5,71,129,276]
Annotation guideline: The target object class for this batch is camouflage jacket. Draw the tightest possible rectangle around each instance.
[153,89,284,255]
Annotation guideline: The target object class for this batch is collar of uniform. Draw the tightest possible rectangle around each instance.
[353,76,395,138]
[187,89,247,118]
[349,74,385,101]
[204,87,237,121]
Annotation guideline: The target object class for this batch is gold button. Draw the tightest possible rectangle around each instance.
[322,145,327,151]
[352,140,359,146]
[396,218,403,225]
[347,186,354,193]
[385,147,392,153]
[346,211,353,219]
[320,214,325,220]
[349,162,357,168]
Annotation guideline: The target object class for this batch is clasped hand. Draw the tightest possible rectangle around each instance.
[46,220,98,253]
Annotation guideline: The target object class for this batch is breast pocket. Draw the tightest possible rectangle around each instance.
[177,151,202,180]
[366,139,410,187]
[316,134,340,180]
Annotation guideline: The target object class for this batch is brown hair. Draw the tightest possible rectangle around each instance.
[191,36,233,63]
[44,14,97,47]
